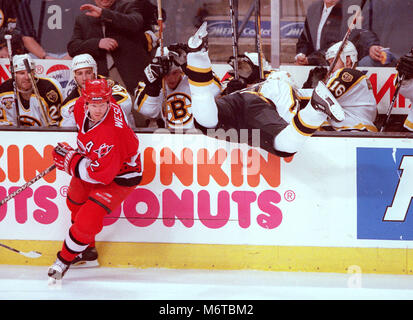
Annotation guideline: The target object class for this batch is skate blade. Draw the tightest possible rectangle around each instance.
[48,277,62,288]
[331,106,345,122]
[71,260,99,269]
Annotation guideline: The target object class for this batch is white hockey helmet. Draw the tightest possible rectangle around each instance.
[71,53,97,76]
[243,52,271,71]
[325,40,358,67]
[13,54,35,72]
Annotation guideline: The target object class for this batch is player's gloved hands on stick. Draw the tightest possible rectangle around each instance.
[144,56,171,85]
[143,56,171,96]
[396,49,413,80]
[53,142,83,176]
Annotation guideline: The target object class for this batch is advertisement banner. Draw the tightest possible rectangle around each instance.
[357,147,413,241]
[1,131,413,249]
[206,20,304,39]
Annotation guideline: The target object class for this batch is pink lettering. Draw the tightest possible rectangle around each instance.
[231,191,257,228]
[198,190,230,229]
[0,187,6,222]
[103,206,122,227]
[162,189,194,227]
[257,190,282,229]
[123,188,159,227]
[33,186,58,224]
[9,187,33,224]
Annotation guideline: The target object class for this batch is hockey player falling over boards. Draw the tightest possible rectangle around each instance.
[48,79,142,284]
[186,22,345,157]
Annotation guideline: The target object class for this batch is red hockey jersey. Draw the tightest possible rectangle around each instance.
[73,96,141,186]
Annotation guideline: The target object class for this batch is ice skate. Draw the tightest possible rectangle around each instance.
[48,256,70,285]
[71,246,99,268]
[187,21,208,52]
[311,81,345,122]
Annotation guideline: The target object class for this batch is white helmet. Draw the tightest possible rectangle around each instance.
[325,41,358,67]
[243,52,271,71]
[13,54,35,72]
[71,53,97,76]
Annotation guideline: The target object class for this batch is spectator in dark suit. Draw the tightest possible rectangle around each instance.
[67,0,151,96]
[358,0,413,67]
[295,0,363,66]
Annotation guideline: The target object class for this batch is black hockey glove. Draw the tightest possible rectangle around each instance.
[167,43,188,67]
[302,67,328,89]
[396,49,413,80]
[143,56,171,85]
[223,78,247,94]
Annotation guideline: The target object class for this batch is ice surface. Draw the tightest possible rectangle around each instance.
[1,265,413,300]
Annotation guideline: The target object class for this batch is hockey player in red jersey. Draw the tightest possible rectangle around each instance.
[48,78,142,283]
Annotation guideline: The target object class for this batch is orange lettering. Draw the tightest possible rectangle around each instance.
[230,149,243,187]
[197,148,229,186]
[140,147,156,185]
[160,147,193,186]
[23,145,55,183]
[247,150,280,187]
[7,145,20,182]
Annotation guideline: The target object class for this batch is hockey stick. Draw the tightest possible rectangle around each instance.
[157,0,164,55]
[229,0,239,79]
[0,242,42,258]
[325,6,364,80]
[379,74,405,132]
[23,58,52,126]
[0,163,56,207]
[254,0,264,80]
[5,34,21,127]
[156,0,169,119]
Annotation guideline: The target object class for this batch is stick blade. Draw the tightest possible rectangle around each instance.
[22,251,42,258]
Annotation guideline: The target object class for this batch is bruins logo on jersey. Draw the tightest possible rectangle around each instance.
[46,90,59,103]
[162,92,192,127]
[19,115,42,127]
[341,72,354,83]
[2,97,14,109]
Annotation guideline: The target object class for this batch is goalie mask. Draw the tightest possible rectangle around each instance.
[325,41,358,68]
[13,54,35,72]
